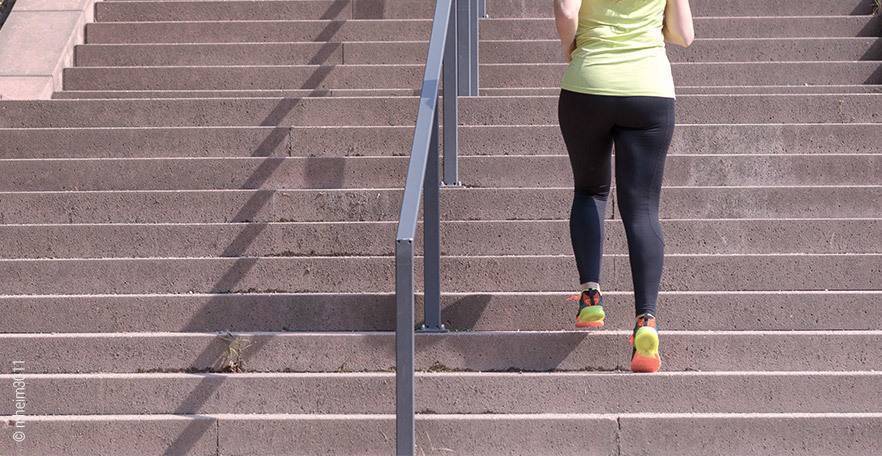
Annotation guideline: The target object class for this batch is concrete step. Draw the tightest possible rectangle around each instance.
[51,84,882,99]
[1,95,880,127]
[656,84,882,94]
[84,19,436,44]
[0,254,878,294]
[95,0,417,21]
[4,371,881,415]
[2,124,879,159]
[60,62,882,91]
[83,17,882,45]
[93,0,879,21]
[0,330,878,373]
[2,291,878,333]
[2,219,878,259]
[72,38,882,66]
[488,0,879,17]
[52,88,425,98]
[2,413,880,456]
[479,85,882,96]
[3,155,878,191]
[0,187,878,223]
[456,95,882,125]
[475,16,882,39]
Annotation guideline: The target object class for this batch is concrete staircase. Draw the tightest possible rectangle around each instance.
[1,0,880,454]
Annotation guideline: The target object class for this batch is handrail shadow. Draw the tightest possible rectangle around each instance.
[161,2,353,454]
[0,0,16,30]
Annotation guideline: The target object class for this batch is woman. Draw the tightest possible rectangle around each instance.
[553,0,694,373]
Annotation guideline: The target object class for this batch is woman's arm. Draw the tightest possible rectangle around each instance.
[553,0,581,62]
[662,0,694,47]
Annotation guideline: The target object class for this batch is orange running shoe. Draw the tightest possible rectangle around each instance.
[568,288,605,329]
[629,313,661,373]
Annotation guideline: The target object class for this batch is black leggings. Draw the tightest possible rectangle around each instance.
[557,88,676,316]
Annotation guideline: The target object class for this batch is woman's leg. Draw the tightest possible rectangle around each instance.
[557,89,616,288]
[611,96,676,317]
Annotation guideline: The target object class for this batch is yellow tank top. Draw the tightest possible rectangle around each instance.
[560,0,676,99]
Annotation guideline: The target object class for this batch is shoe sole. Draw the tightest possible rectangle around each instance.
[575,306,605,329]
[631,326,661,373]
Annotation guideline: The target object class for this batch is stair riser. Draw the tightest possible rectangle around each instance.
[0,255,878,294]
[460,95,882,125]
[4,155,878,191]
[2,292,878,333]
[52,85,882,98]
[619,416,882,456]
[61,63,882,91]
[2,415,877,456]
[85,20,436,45]
[489,0,878,17]
[0,332,877,373]
[83,17,881,44]
[94,0,879,21]
[2,220,878,259]
[1,188,878,223]
[2,95,879,127]
[2,125,879,159]
[95,0,387,22]
[52,89,426,98]
[73,39,882,66]
[0,417,221,456]
[490,0,879,17]
[659,85,882,94]
[138,84,872,97]
[4,373,880,415]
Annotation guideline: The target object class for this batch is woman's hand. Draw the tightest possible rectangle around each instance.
[554,1,581,62]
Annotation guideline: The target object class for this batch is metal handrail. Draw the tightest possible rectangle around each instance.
[394,0,480,454]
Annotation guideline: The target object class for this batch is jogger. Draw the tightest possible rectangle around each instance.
[554,0,693,372]
[557,88,676,317]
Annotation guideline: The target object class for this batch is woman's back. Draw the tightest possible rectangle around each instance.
[560,0,676,98]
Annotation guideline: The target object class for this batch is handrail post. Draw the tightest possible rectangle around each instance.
[470,0,480,95]
[394,239,415,455]
[394,0,467,453]
[420,102,445,333]
[442,0,460,186]
[456,0,476,96]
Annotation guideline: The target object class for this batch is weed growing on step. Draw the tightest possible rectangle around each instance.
[215,332,254,373]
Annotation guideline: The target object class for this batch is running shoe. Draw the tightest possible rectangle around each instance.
[568,288,605,328]
[629,313,661,373]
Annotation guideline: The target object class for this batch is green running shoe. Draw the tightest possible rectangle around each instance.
[570,288,605,329]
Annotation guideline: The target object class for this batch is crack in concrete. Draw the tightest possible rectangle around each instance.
[615,416,623,456]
